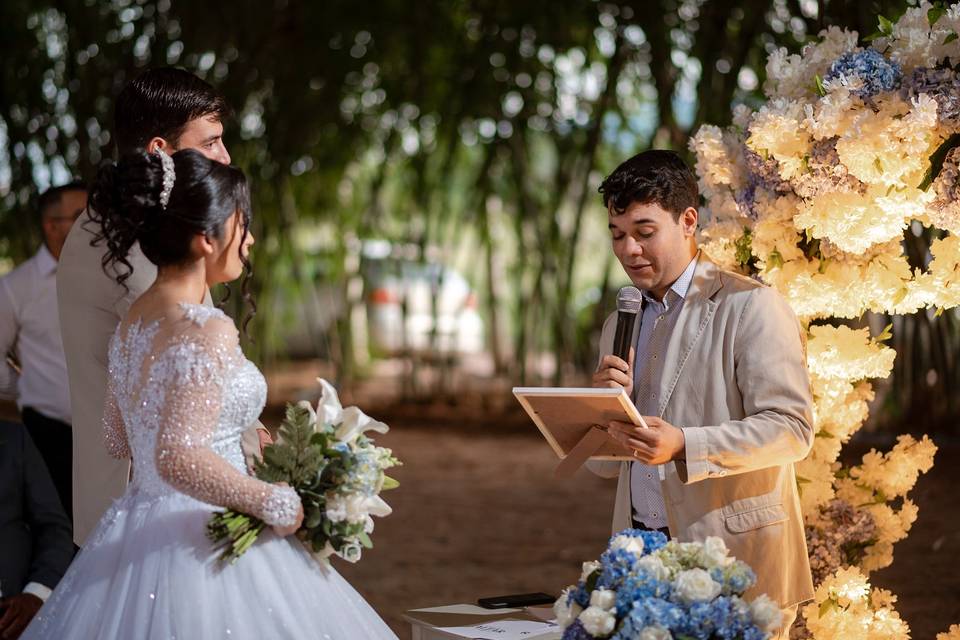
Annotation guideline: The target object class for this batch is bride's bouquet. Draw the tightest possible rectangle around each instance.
[207,379,400,564]
[553,529,783,640]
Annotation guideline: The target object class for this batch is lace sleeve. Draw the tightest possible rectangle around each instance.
[102,378,130,459]
[154,317,299,526]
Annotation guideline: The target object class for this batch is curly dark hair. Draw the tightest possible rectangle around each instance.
[88,149,256,334]
[598,149,698,219]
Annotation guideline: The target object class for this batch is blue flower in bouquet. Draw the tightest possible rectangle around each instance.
[710,560,756,596]
[560,619,594,640]
[568,583,591,609]
[596,548,639,591]
[824,48,901,98]
[615,569,673,617]
[609,528,669,555]
[614,597,684,639]
[346,448,382,494]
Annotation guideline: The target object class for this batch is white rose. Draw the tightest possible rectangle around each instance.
[339,541,363,563]
[702,536,734,568]
[589,588,616,610]
[578,606,616,637]
[749,594,783,632]
[609,534,645,556]
[674,568,722,605]
[636,554,671,581]
[580,560,601,583]
[553,591,582,628]
[639,626,672,640]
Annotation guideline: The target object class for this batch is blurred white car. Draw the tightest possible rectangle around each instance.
[365,259,484,356]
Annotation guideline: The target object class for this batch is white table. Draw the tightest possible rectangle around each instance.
[404,604,562,640]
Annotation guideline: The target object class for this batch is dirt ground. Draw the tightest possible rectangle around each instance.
[296,399,960,640]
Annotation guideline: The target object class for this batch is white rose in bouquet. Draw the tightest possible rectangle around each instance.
[639,626,672,640]
[589,588,616,610]
[553,590,582,627]
[580,560,601,582]
[579,605,616,637]
[636,554,671,581]
[340,541,363,563]
[749,594,783,632]
[702,536,735,568]
[675,568,722,605]
[609,534,644,556]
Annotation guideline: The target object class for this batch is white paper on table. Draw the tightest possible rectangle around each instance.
[437,618,559,639]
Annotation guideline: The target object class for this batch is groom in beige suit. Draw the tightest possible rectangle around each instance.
[58,68,267,545]
[589,150,814,637]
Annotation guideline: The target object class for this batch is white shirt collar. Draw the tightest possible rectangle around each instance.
[35,244,58,276]
[642,252,699,307]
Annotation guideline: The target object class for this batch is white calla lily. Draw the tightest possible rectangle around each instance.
[364,494,393,518]
[316,378,344,426]
[335,406,389,443]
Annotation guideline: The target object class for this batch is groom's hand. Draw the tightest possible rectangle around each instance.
[0,593,43,639]
[607,417,685,465]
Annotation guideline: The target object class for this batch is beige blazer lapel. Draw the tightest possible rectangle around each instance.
[656,256,723,417]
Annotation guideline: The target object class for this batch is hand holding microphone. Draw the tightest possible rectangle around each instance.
[592,286,642,396]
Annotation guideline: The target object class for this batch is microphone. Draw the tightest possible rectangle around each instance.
[612,286,642,362]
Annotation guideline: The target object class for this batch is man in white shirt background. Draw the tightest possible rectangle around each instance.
[0,182,87,520]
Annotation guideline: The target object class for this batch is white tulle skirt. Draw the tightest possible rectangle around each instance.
[23,488,398,640]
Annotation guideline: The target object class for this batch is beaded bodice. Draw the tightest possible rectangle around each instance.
[103,303,298,526]
[107,304,264,496]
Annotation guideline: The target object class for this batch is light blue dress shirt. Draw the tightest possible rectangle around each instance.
[629,253,698,529]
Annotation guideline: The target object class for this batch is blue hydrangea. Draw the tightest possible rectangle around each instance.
[561,620,594,640]
[609,528,669,554]
[615,571,673,617]
[824,48,901,98]
[710,561,757,595]
[742,625,768,640]
[569,583,591,608]
[613,597,685,639]
[597,548,638,590]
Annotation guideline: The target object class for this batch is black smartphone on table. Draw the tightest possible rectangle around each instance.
[477,592,556,609]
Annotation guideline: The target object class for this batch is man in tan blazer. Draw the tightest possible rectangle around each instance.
[589,150,814,638]
[59,68,266,545]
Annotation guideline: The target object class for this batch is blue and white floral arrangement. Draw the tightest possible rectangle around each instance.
[553,529,783,640]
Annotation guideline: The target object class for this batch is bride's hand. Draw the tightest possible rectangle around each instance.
[272,500,304,537]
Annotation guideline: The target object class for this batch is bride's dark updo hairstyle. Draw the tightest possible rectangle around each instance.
[89,149,256,332]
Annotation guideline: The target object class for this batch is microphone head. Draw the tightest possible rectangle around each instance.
[616,286,642,313]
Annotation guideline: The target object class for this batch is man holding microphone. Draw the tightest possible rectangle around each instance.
[589,150,815,639]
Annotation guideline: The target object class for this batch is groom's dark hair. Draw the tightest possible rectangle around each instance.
[599,149,698,220]
[113,67,230,156]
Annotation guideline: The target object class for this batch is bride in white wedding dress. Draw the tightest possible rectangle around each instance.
[23,149,397,640]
